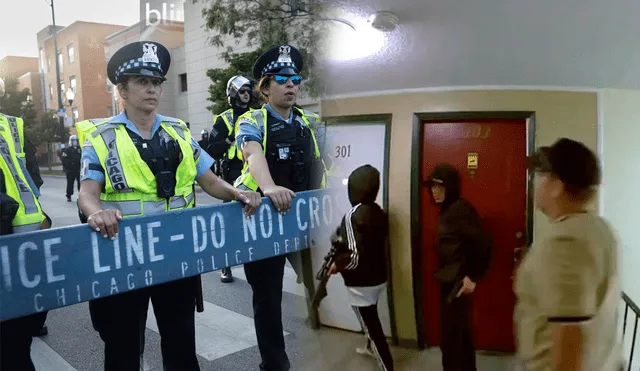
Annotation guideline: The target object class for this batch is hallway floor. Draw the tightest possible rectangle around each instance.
[301,326,521,371]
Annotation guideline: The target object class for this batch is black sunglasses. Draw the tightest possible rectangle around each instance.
[272,75,302,86]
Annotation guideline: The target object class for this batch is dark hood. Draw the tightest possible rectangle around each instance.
[347,165,380,206]
[426,164,461,211]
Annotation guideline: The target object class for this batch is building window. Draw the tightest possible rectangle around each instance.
[107,106,113,116]
[39,48,45,71]
[58,52,63,74]
[72,108,78,123]
[67,44,74,64]
[69,76,76,93]
[60,82,65,98]
[49,84,53,100]
[179,73,187,92]
[47,57,51,73]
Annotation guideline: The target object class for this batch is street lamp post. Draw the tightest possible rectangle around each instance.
[47,0,64,168]
[48,0,64,122]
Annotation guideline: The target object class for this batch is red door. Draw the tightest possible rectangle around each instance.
[420,119,528,352]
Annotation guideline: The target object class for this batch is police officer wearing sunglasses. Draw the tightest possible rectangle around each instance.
[234,44,327,371]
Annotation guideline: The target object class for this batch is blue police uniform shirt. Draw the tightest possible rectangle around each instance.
[236,103,294,151]
[236,104,326,153]
[80,111,214,184]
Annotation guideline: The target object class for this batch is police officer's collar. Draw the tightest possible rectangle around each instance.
[108,111,164,137]
[264,103,294,123]
[108,111,167,124]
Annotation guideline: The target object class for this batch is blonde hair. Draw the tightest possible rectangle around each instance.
[257,76,272,104]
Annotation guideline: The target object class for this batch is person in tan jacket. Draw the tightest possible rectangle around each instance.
[514,138,622,371]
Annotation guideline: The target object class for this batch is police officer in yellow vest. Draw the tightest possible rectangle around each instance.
[204,74,254,282]
[76,41,261,371]
[234,44,326,371]
[0,78,51,371]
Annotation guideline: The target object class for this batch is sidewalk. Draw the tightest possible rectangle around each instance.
[39,165,65,176]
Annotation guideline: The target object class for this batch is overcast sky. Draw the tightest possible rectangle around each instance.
[0,0,140,60]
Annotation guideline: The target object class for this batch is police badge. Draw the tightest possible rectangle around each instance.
[277,45,292,63]
[142,43,160,64]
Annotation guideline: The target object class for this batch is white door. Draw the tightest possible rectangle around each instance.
[311,122,392,337]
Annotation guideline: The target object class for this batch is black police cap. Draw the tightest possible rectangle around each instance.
[107,41,171,85]
[252,44,303,80]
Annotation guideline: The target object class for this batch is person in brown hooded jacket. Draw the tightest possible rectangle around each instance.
[425,164,493,371]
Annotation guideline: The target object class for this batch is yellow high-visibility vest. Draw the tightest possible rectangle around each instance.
[75,117,198,218]
[234,107,328,191]
[0,113,25,159]
[0,114,45,233]
[215,107,256,162]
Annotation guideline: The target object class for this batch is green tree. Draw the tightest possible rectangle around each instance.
[200,0,328,114]
[39,109,69,145]
[0,77,68,151]
[0,77,42,144]
[205,47,266,115]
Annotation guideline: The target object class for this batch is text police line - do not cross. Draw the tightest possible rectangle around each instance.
[0,189,337,321]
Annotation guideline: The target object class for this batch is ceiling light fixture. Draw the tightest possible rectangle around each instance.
[320,10,387,62]
[368,11,399,32]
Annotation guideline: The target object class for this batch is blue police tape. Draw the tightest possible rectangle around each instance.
[0,189,336,321]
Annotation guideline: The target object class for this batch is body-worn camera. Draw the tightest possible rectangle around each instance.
[291,149,306,187]
[156,170,176,198]
[155,138,180,199]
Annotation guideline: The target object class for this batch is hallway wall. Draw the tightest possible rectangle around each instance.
[601,88,640,368]
[601,89,640,300]
[321,88,598,345]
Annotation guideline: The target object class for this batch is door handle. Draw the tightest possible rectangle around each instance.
[513,246,528,263]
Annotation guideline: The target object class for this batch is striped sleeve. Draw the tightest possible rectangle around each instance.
[344,204,361,270]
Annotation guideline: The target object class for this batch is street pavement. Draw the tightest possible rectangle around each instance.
[27,176,519,371]
[31,175,327,371]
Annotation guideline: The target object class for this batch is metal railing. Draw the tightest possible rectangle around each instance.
[621,292,640,371]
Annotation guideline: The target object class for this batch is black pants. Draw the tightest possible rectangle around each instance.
[352,305,394,371]
[244,255,290,371]
[439,282,477,371]
[89,277,200,371]
[0,311,48,371]
[65,170,80,198]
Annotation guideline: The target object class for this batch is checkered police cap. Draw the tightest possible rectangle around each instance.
[107,41,171,85]
[252,44,304,79]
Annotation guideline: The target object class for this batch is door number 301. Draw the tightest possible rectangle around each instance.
[335,145,351,158]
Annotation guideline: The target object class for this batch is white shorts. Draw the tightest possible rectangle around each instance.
[347,283,387,307]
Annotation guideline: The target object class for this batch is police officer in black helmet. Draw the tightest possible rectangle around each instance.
[234,44,327,371]
[205,75,254,283]
[198,129,209,149]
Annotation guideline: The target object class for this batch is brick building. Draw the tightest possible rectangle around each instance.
[38,21,126,134]
[0,56,39,80]
[104,20,186,119]
[0,56,44,118]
